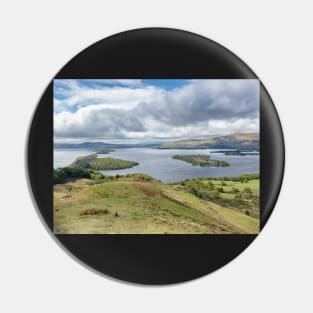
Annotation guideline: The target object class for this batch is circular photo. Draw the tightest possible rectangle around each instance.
[28,28,284,284]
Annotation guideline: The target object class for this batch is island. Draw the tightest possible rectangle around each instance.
[210,149,260,156]
[172,155,230,167]
[68,154,139,170]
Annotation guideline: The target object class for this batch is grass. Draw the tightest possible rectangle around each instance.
[54,174,259,234]
[68,154,139,170]
[172,175,260,218]
[202,179,259,197]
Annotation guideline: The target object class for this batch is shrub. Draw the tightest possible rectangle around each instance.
[80,208,109,216]
[199,190,220,200]
[200,191,210,200]
[242,187,252,193]
[241,192,253,199]
[190,187,198,196]
[53,167,104,184]
[65,185,74,192]
[221,182,227,186]
[210,191,220,200]
[90,172,104,180]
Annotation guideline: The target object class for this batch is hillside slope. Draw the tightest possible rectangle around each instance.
[54,174,259,234]
[159,132,259,150]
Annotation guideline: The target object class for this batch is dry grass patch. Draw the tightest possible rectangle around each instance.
[80,208,109,216]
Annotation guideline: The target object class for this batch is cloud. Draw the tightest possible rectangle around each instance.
[54,105,145,138]
[53,79,149,112]
[54,79,259,139]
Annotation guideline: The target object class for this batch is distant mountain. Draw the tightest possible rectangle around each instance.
[55,142,114,149]
[159,133,259,150]
[54,133,259,150]
[54,141,159,149]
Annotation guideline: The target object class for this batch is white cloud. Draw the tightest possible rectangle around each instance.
[54,81,160,112]
[54,79,259,139]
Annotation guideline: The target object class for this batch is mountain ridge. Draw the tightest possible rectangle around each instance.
[54,132,259,150]
[159,132,259,150]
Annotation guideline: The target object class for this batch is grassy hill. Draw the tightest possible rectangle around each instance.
[159,133,259,150]
[69,154,139,170]
[54,174,259,234]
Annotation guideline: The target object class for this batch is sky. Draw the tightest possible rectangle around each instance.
[54,79,259,143]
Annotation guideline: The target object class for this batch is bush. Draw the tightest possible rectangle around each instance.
[199,191,210,200]
[210,191,220,200]
[242,187,252,193]
[216,187,224,193]
[241,192,253,199]
[221,182,227,186]
[80,208,109,216]
[53,167,104,184]
[90,172,104,180]
[190,187,198,196]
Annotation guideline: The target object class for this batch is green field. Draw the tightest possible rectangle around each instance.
[172,174,259,218]
[69,154,139,170]
[172,155,230,167]
[202,179,259,196]
[54,173,259,234]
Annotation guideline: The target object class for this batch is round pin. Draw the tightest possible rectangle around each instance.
[27,28,284,284]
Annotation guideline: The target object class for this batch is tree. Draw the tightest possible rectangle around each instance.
[191,187,198,196]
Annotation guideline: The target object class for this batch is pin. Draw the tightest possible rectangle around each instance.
[27,28,284,284]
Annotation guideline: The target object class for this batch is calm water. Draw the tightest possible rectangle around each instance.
[54,148,259,183]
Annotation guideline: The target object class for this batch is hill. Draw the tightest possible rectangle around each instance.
[159,133,259,150]
[54,142,159,149]
[54,133,259,150]
[53,174,259,234]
